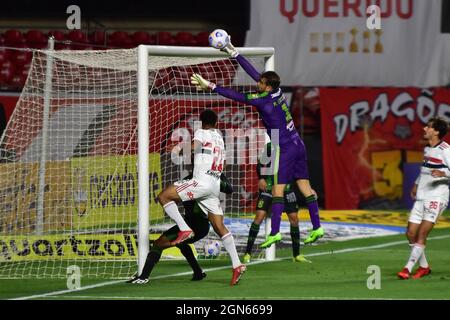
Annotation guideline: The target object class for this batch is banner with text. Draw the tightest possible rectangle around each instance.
[320,87,450,209]
[0,161,72,234]
[245,0,450,87]
[0,233,193,261]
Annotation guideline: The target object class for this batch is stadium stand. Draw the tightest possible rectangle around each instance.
[0,28,214,91]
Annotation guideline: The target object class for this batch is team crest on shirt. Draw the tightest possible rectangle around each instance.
[186,191,194,200]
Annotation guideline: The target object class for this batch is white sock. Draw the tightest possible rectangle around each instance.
[221,232,241,269]
[163,201,190,231]
[409,243,428,268]
[405,243,425,272]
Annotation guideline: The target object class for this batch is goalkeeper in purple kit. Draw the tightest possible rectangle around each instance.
[191,40,324,248]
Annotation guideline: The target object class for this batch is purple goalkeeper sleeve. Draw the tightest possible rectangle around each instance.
[236,54,261,82]
[213,86,247,104]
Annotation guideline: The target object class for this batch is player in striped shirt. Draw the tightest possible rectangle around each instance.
[398,117,450,280]
[190,41,324,248]
[156,109,245,286]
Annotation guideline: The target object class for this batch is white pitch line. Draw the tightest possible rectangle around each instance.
[10,234,450,300]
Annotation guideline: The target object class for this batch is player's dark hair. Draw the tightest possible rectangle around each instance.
[200,109,218,127]
[429,117,449,139]
[261,71,281,90]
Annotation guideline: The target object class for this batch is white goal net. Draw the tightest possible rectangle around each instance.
[0,46,271,278]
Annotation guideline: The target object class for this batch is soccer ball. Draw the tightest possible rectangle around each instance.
[204,240,221,257]
[208,29,230,49]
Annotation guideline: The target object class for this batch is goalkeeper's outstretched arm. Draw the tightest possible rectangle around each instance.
[190,74,265,107]
[222,40,261,82]
[236,55,261,82]
[214,86,247,104]
[190,73,246,104]
[191,73,272,109]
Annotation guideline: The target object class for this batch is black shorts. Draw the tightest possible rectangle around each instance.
[255,191,298,214]
[256,192,272,212]
[284,190,298,214]
[162,201,210,244]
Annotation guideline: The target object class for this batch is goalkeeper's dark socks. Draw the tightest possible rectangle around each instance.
[290,225,300,257]
[245,222,260,254]
[140,247,162,279]
[178,243,203,275]
[306,195,321,230]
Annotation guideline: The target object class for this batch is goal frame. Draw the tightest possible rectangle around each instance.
[137,45,276,274]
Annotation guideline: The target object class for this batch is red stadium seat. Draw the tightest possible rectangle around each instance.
[6,44,26,65]
[19,63,31,85]
[10,73,27,89]
[108,31,130,48]
[48,30,67,49]
[48,30,65,40]
[156,32,175,45]
[0,61,16,86]
[4,29,24,46]
[25,30,47,49]
[132,31,155,46]
[175,32,197,46]
[196,31,209,46]
[11,50,32,67]
[1,60,16,71]
[68,30,87,43]
[21,62,31,75]
[67,30,87,49]
[0,49,9,65]
[48,30,66,41]
[89,31,106,46]
[120,37,134,49]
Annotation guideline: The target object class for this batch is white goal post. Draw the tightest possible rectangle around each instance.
[136,45,276,275]
[0,44,276,279]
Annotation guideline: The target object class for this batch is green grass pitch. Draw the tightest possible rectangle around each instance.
[1,227,450,300]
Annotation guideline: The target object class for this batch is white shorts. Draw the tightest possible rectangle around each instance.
[408,199,448,224]
[174,177,223,216]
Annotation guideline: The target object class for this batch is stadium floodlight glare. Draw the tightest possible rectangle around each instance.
[0,44,275,279]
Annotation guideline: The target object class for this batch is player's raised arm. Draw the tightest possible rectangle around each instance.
[221,39,261,82]
[190,73,247,104]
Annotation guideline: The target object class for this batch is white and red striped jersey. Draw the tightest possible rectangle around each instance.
[192,128,225,180]
[416,140,450,201]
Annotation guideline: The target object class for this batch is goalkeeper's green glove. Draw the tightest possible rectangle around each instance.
[190,73,216,91]
[220,38,239,58]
